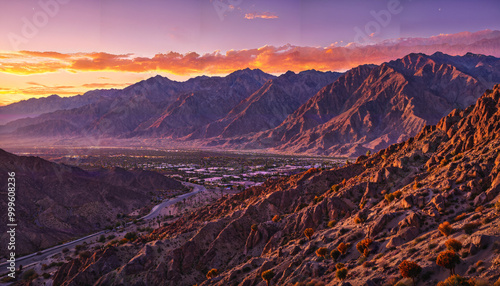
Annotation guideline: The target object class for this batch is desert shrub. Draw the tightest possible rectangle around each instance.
[107,234,116,240]
[385,193,395,203]
[316,247,328,258]
[272,215,281,222]
[337,242,348,255]
[394,190,403,199]
[495,201,500,213]
[428,243,438,250]
[463,222,480,235]
[399,260,422,286]
[475,206,484,213]
[445,239,463,252]
[118,238,129,245]
[436,275,473,286]
[261,269,275,286]
[438,222,453,237]
[356,238,373,257]
[330,249,340,260]
[436,250,460,275]
[42,272,51,279]
[304,228,314,240]
[206,268,219,279]
[354,214,366,224]
[98,234,106,243]
[22,269,37,281]
[335,267,348,281]
[313,196,324,204]
[79,251,92,260]
[330,184,340,192]
[327,220,337,228]
[124,232,137,241]
[251,224,258,231]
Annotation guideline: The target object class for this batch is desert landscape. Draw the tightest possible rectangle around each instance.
[1,1,500,285]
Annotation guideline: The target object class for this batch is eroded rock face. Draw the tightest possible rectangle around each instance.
[50,85,500,286]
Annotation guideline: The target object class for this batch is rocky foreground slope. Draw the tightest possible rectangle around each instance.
[45,86,500,285]
[0,150,183,256]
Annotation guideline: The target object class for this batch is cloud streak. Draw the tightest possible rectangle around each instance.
[0,30,499,77]
[244,12,278,20]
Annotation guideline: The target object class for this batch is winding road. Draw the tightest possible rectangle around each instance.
[0,182,206,273]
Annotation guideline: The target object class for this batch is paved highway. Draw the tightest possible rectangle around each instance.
[0,182,206,273]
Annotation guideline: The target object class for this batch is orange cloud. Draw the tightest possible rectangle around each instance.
[82,82,132,88]
[0,30,499,77]
[244,12,278,20]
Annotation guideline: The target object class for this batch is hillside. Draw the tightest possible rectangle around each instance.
[0,150,183,256]
[47,85,500,285]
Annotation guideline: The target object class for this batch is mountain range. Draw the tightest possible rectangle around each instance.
[2,52,500,157]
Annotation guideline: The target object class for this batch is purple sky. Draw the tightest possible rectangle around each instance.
[1,0,499,54]
[1,0,499,105]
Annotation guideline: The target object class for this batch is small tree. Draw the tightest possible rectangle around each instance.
[316,247,328,258]
[261,269,275,286]
[304,228,314,240]
[445,239,463,252]
[399,260,422,286]
[335,267,348,281]
[337,242,348,255]
[438,222,453,237]
[436,275,474,286]
[206,268,218,279]
[335,263,345,270]
[330,249,340,260]
[436,250,460,275]
[356,238,373,257]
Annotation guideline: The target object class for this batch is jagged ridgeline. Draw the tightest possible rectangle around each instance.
[51,86,500,285]
[3,52,500,157]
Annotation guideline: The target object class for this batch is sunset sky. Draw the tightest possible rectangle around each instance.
[1,0,500,105]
